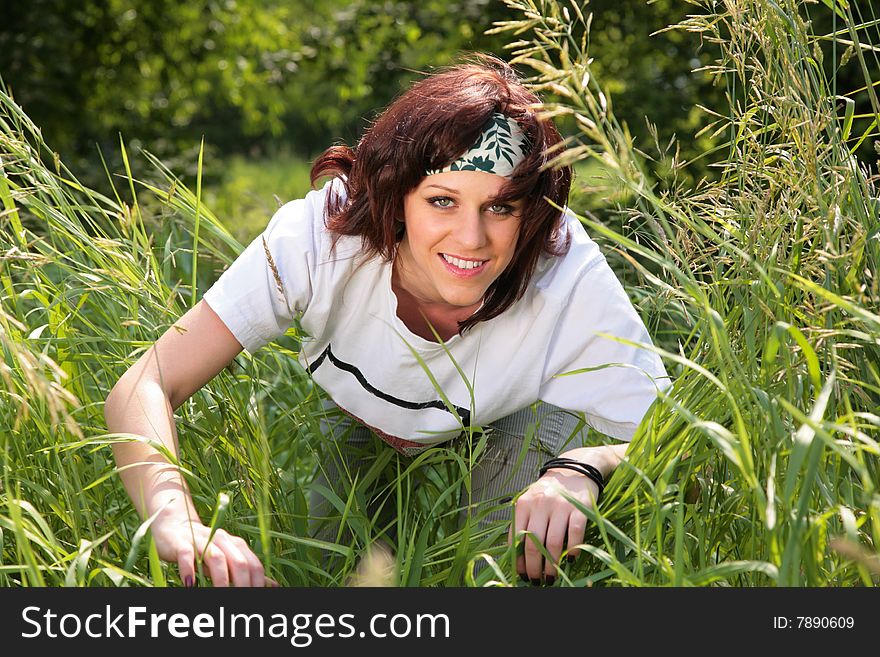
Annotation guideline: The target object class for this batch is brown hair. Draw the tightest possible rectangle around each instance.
[310,54,571,333]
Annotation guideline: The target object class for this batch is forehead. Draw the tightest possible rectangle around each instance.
[415,170,508,195]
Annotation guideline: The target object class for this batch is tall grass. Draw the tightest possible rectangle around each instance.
[1,0,878,586]
[489,0,880,585]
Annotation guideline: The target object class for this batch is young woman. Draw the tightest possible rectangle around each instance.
[104,56,670,588]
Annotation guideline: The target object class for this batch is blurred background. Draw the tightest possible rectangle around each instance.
[0,0,723,242]
[0,0,872,243]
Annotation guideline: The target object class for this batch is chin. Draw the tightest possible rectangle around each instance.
[443,293,484,308]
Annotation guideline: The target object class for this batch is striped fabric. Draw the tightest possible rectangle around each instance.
[308,401,590,552]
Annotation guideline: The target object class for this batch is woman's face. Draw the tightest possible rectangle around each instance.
[396,170,522,310]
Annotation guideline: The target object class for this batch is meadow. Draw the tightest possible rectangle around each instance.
[0,0,878,587]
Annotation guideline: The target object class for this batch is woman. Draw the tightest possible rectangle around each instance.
[104,55,670,588]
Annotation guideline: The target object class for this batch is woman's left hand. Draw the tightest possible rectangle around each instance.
[509,444,626,585]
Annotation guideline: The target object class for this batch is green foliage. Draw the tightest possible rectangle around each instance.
[203,151,314,244]
[2,0,741,190]
[494,0,879,585]
[0,0,509,172]
[281,0,512,151]
[1,0,332,147]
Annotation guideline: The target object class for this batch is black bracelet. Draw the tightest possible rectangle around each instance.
[539,457,605,503]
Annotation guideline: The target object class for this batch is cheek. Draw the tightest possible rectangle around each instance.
[403,222,443,261]
[406,220,433,245]
[500,225,521,263]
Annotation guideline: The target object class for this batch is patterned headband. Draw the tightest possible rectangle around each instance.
[425,112,529,178]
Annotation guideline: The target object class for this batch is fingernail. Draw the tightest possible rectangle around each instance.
[530,578,541,587]
[184,576,194,588]
[546,576,555,586]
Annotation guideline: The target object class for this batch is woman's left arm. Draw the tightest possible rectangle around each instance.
[510,443,628,584]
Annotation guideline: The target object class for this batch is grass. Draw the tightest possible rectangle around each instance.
[202,151,316,245]
[0,0,878,587]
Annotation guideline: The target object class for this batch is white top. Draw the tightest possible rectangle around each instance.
[203,182,671,455]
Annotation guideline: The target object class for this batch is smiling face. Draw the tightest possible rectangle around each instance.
[395,170,522,312]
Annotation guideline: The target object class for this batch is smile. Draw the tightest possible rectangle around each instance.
[440,253,488,276]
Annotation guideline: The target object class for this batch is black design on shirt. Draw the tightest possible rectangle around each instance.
[306,344,471,426]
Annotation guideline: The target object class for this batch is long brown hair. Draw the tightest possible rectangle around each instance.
[310,55,572,332]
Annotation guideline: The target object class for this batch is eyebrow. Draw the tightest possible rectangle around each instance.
[422,183,522,205]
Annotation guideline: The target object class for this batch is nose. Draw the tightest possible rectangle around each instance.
[454,206,487,251]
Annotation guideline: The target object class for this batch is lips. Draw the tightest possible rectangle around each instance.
[439,253,488,277]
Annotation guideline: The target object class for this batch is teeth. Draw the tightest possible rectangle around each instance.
[442,254,484,270]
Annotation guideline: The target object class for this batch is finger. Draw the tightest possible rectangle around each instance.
[516,550,527,581]
[201,543,230,587]
[512,500,530,581]
[177,544,197,588]
[544,512,569,580]
[232,535,266,588]
[584,478,600,507]
[566,510,588,560]
[524,511,549,583]
[213,531,252,588]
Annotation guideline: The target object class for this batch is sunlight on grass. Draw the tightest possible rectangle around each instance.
[1,0,877,586]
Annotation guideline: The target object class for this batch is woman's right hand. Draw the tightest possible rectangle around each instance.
[105,301,276,587]
[150,516,270,587]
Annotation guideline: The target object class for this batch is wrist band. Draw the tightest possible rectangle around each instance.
[539,457,605,503]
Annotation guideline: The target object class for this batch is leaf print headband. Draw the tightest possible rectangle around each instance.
[425,112,529,178]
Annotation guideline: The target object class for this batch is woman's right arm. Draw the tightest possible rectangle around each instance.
[104,299,268,587]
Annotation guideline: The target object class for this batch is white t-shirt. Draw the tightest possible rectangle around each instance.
[203,181,670,455]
